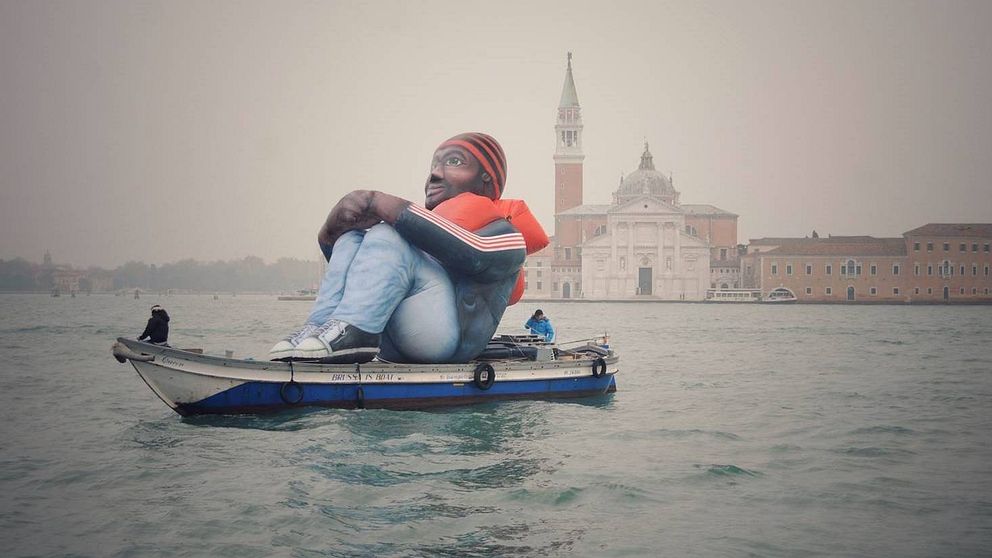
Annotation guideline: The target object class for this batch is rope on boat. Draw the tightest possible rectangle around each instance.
[355,363,365,409]
[111,341,155,363]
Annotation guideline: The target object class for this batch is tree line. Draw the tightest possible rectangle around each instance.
[0,256,324,293]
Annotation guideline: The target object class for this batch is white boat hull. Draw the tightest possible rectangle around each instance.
[113,338,619,415]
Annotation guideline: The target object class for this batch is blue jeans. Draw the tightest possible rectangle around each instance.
[306,224,459,363]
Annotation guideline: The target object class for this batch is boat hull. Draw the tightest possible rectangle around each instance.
[115,338,618,415]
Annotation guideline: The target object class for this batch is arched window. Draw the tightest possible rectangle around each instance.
[846,260,857,276]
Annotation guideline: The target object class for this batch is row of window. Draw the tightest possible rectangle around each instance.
[914,262,991,277]
[770,261,900,276]
[771,260,992,278]
[523,281,582,293]
[800,286,991,296]
[525,267,581,277]
[913,287,989,295]
[914,241,991,253]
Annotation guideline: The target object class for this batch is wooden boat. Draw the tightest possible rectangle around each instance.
[111,335,618,416]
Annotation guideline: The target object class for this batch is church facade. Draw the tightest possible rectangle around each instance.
[522,55,739,301]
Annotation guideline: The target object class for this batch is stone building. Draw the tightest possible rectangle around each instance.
[742,224,992,303]
[52,268,83,294]
[521,54,738,300]
[903,223,992,302]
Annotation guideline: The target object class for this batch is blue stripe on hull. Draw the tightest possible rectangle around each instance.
[175,375,617,415]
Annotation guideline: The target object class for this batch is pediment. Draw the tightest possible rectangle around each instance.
[610,195,682,215]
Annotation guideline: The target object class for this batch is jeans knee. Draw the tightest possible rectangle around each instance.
[357,224,416,268]
[363,223,404,246]
[334,229,365,249]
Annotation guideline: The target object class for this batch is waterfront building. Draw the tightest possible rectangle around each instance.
[52,268,83,295]
[743,224,992,303]
[903,224,992,302]
[523,55,738,300]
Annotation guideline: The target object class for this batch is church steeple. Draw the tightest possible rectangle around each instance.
[559,52,580,108]
[554,52,584,162]
[553,52,585,254]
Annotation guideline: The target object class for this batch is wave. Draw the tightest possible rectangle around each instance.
[835,446,917,458]
[649,428,742,441]
[849,425,917,436]
[694,463,762,478]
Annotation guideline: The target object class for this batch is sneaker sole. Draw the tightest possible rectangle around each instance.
[268,349,297,361]
[293,347,331,359]
[316,347,379,364]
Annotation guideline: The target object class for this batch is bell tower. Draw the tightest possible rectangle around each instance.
[553,52,584,252]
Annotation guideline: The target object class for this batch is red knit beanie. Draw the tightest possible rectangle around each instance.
[437,132,507,199]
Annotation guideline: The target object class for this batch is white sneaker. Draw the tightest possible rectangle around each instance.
[268,323,320,361]
[294,319,380,363]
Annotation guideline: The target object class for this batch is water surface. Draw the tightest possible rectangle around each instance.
[1,294,990,556]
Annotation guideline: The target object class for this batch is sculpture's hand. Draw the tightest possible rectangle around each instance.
[318,190,381,246]
[318,190,412,247]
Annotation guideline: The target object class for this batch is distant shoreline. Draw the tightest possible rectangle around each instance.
[2,291,988,305]
[521,298,992,306]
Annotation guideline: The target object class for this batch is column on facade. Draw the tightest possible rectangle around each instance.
[627,221,635,295]
[656,221,663,274]
[609,221,618,297]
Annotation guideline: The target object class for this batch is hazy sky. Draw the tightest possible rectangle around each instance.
[2,0,991,267]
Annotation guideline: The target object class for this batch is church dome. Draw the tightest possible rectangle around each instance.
[614,143,679,205]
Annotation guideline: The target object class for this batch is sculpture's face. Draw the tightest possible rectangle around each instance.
[424,145,488,210]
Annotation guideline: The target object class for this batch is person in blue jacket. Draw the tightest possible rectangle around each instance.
[524,309,554,342]
[269,132,547,365]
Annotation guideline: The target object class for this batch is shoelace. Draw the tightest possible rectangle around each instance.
[313,319,343,341]
[288,323,319,344]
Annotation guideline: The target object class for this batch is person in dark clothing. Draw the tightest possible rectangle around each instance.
[138,305,170,344]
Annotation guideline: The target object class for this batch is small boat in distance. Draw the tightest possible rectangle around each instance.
[705,289,761,303]
[111,334,618,416]
[277,288,318,301]
[764,287,798,303]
